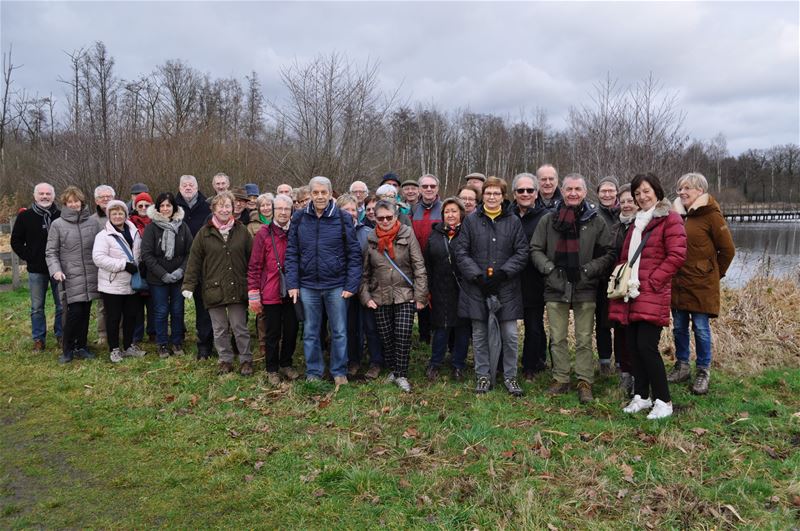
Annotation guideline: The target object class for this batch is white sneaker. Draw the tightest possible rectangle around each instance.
[125,344,146,358]
[386,372,396,383]
[394,377,411,393]
[623,394,653,414]
[109,348,124,363]
[647,399,673,420]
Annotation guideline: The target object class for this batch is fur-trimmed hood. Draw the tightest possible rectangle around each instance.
[147,204,185,224]
[651,197,673,218]
[672,193,712,216]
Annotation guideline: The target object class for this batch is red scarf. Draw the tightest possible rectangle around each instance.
[375,220,401,259]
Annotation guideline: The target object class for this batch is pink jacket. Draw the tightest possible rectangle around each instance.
[92,220,142,295]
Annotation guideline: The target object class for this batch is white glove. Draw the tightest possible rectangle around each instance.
[182,290,193,300]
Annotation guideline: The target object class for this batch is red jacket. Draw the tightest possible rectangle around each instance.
[608,199,686,327]
[247,223,289,305]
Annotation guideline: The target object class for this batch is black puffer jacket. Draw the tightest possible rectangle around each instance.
[140,206,194,286]
[510,201,548,308]
[175,192,212,237]
[424,223,468,328]
[454,202,529,321]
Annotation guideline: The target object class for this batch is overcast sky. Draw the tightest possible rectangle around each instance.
[2,1,798,154]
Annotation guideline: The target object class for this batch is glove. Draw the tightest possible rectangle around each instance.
[161,273,175,284]
[172,268,184,280]
[182,290,193,300]
[124,262,138,274]
[485,270,508,293]
[474,274,491,296]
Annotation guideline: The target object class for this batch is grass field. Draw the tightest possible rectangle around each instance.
[1,284,799,529]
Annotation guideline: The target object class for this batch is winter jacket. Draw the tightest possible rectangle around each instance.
[454,202,529,321]
[247,209,270,237]
[92,220,142,296]
[45,206,100,304]
[140,206,193,287]
[608,199,687,327]
[10,204,61,274]
[530,202,615,304]
[411,198,442,252]
[129,213,151,236]
[598,204,620,228]
[510,201,548,308]
[285,200,362,294]
[175,191,212,237]
[183,220,252,309]
[359,223,428,307]
[534,187,564,212]
[424,222,468,328]
[671,194,735,317]
[248,223,289,305]
[89,207,108,234]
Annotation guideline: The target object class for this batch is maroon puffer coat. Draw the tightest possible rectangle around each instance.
[608,198,686,327]
[247,223,289,305]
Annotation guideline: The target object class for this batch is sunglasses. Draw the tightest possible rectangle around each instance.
[376,215,395,222]
[515,188,535,194]
[420,184,437,189]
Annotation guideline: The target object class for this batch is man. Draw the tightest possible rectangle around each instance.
[89,184,115,343]
[401,180,420,209]
[127,183,149,212]
[381,172,401,189]
[232,187,251,224]
[509,173,548,379]
[531,173,614,403]
[286,176,362,385]
[595,176,620,375]
[245,183,260,211]
[458,185,480,216]
[276,183,293,196]
[349,180,369,221]
[464,172,486,190]
[11,182,62,351]
[174,174,214,359]
[211,172,230,195]
[535,164,563,210]
[410,174,442,344]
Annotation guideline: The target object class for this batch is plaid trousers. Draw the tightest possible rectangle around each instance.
[375,302,415,378]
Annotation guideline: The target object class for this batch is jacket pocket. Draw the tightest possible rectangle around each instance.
[205,281,223,307]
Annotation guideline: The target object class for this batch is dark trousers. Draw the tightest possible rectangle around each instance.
[430,324,470,370]
[193,287,214,353]
[614,324,632,373]
[521,301,548,372]
[257,301,299,372]
[626,321,670,402]
[133,293,155,342]
[417,306,431,343]
[103,293,141,351]
[347,300,383,368]
[595,289,613,362]
[63,301,92,355]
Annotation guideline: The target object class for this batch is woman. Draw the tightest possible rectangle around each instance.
[129,192,153,236]
[610,184,638,396]
[424,197,470,382]
[458,185,481,217]
[670,172,735,395]
[92,200,146,362]
[608,173,686,419]
[183,191,253,375]
[46,186,101,364]
[363,195,378,229]
[247,193,299,385]
[129,191,156,346]
[141,192,193,358]
[454,177,529,396]
[359,200,428,392]
[247,193,274,237]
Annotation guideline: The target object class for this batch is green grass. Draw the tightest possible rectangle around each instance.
[0,286,798,528]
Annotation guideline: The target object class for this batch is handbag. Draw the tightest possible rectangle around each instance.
[111,234,148,292]
[607,230,652,300]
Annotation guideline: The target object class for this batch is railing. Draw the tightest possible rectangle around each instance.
[721,203,800,222]
[0,217,22,289]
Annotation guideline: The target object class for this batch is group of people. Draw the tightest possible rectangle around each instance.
[11,165,735,419]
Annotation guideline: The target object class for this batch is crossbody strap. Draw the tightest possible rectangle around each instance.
[268,226,283,272]
[627,230,652,267]
[111,233,134,261]
[383,251,413,287]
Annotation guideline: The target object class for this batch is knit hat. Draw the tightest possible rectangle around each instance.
[131,182,149,195]
[105,199,129,216]
[134,192,153,206]
[245,183,260,197]
[232,187,249,201]
[464,172,486,183]
[381,172,401,187]
[401,179,419,188]
[596,176,620,192]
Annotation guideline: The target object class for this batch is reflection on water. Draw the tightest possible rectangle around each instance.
[724,221,800,288]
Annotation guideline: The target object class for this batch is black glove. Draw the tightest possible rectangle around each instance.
[485,270,508,294]
[124,262,138,274]
[474,274,490,296]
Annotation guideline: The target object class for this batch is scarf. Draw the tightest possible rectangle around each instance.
[185,193,198,209]
[375,220,401,259]
[211,215,235,241]
[259,213,272,225]
[445,224,460,240]
[626,205,656,300]
[114,222,133,249]
[31,202,58,231]
[96,205,107,218]
[152,211,182,260]
[552,203,582,283]
[619,212,636,226]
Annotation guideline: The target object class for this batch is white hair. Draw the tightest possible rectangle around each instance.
[94,184,115,198]
[33,182,55,195]
[309,175,332,192]
[273,194,293,208]
[376,184,397,197]
[419,173,439,186]
[179,174,197,186]
[511,173,538,191]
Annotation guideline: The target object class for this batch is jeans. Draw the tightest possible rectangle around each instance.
[300,287,348,378]
[429,324,469,370]
[28,272,63,343]
[472,319,518,380]
[150,283,186,347]
[672,310,712,369]
[547,301,596,384]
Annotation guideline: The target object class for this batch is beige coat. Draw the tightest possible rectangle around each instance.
[359,223,428,307]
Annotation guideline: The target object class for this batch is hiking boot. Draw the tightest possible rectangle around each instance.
[623,394,653,414]
[217,361,233,375]
[547,381,570,396]
[646,399,673,420]
[240,361,253,376]
[333,375,348,386]
[266,372,281,386]
[577,381,593,404]
[126,344,146,358]
[691,368,710,395]
[364,365,381,380]
[475,376,491,394]
[425,365,439,382]
[347,363,361,377]
[33,339,45,352]
[395,376,411,393]
[599,362,615,376]
[619,372,634,398]
[110,348,124,363]
[171,344,184,356]
[158,345,170,359]
[452,367,465,382]
[503,377,524,397]
[667,361,690,383]
[279,366,299,380]
[57,351,74,364]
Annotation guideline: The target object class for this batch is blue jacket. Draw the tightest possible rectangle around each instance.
[285,200,362,293]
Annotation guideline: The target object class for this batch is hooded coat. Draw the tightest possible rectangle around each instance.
[45,205,100,304]
[359,223,428,307]
[92,219,142,296]
[670,194,735,317]
[608,198,687,327]
[140,205,193,286]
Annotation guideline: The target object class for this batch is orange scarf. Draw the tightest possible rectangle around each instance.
[375,220,401,259]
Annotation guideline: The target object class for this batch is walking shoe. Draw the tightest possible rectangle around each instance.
[503,377,524,397]
[667,361,690,383]
[547,381,571,396]
[395,376,411,393]
[266,372,281,386]
[623,395,653,414]
[171,344,185,356]
[522,370,536,382]
[306,374,322,382]
[279,366,299,380]
[33,339,45,352]
[577,381,594,404]
[57,351,74,364]
[158,345,170,359]
[110,348,124,363]
[452,367,465,382]
[646,399,673,420]
[333,375,348,386]
[691,368,710,395]
[599,362,615,376]
[347,363,361,377]
[126,344,146,358]
[475,376,491,394]
[240,361,253,376]
[364,365,381,380]
[425,365,439,382]
[74,348,96,360]
[619,372,635,398]
[217,361,233,375]
[386,372,396,383]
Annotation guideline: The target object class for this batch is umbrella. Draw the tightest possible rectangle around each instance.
[486,294,502,386]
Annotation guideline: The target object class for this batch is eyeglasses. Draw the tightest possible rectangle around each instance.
[420,184,437,190]
[274,206,292,212]
[351,189,367,194]
[366,207,375,212]
[515,188,535,194]
[484,191,503,197]
[459,196,476,202]
[376,215,395,222]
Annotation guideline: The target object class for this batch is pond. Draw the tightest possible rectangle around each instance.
[724,221,800,287]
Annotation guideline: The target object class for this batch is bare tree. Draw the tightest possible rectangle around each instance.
[1,44,22,166]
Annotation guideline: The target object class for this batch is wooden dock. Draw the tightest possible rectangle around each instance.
[722,203,800,222]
